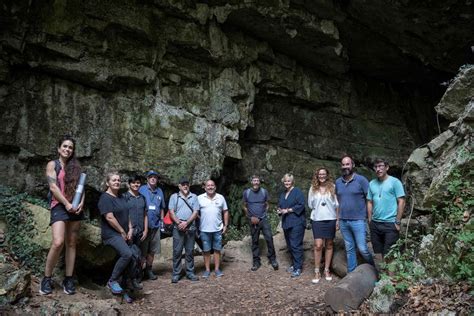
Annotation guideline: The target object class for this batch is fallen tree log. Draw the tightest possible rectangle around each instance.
[324,263,377,312]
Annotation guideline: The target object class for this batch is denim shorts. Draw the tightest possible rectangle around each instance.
[200,231,223,252]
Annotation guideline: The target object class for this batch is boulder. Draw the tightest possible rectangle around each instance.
[25,202,116,269]
[368,278,396,313]
[0,262,31,304]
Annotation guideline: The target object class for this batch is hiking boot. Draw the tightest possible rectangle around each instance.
[251,262,261,271]
[270,260,279,271]
[131,278,143,290]
[39,276,53,295]
[62,277,76,295]
[145,267,157,280]
[107,280,124,294]
[186,274,199,281]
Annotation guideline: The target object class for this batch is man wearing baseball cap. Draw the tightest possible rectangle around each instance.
[139,170,165,280]
[168,177,200,283]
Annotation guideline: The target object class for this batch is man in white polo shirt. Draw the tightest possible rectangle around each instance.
[198,179,229,278]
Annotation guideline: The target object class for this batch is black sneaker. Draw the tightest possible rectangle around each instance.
[251,262,261,271]
[39,277,53,295]
[62,277,76,295]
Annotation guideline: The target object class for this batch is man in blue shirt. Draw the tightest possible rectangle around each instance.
[169,177,200,283]
[335,155,375,273]
[243,175,279,272]
[367,158,406,262]
[139,170,165,280]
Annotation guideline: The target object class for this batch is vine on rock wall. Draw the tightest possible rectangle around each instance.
[0,185,46,275]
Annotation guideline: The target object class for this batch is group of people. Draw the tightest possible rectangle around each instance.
[39,136,406,302]
[240,155,405,284]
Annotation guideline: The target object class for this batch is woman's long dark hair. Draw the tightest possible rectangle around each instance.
[57,135,81,200]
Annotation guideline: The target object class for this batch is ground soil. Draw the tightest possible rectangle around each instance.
[21,257,337,315]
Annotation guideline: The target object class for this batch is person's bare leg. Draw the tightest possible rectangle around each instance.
[214,251,221,271]
[203,252,211,272]
[312,239,323,283]
[44,221,66,276]
[324,239,334,280]
[64,221,81,276]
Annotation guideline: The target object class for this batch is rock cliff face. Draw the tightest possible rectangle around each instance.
[404,65,473,210]
[0,1,472,199]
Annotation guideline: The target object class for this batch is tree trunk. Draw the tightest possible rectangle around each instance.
[324,263,377,312]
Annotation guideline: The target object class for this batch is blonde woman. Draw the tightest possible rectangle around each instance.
[277,173,306,278]
[308,168,338,284]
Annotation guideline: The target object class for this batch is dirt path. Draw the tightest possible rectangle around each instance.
[22,256,337,315]
[119,259,336,314]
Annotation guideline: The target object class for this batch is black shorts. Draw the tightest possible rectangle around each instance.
[50,204,84,225]
[370,221,399,255]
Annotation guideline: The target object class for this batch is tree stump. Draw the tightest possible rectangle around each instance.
[324,263,377,312]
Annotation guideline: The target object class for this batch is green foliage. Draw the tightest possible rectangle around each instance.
[382,167,474,293]
[0,185,45,275]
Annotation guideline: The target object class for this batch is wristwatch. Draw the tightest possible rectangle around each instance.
[395,220,401,225]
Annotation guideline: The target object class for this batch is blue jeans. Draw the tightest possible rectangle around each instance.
[339,219,374,272]
[172,227,196,277]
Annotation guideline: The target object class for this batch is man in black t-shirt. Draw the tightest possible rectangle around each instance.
[243,175,278,271]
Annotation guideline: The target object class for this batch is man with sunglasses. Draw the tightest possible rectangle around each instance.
[367,158,405,262]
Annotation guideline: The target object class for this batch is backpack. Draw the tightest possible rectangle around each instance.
[47,159,62,206]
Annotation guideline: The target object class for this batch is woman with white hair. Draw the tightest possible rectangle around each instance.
[277,173,306,278]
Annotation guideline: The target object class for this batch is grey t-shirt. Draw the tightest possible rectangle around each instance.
[243,188,268,219]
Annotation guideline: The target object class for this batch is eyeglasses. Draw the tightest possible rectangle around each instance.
[374,164,386,170]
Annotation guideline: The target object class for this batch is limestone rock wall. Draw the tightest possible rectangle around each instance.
[1,0,466,199]
[404,65,473,210]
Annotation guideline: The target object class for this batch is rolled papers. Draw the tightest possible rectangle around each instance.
[72,173,87,209]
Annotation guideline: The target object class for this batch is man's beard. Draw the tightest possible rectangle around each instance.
[342,168,352,176]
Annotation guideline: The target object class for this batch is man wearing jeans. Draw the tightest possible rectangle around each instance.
[169,177,200,283]
[335,155,375,273]
[367,158,406,262]
[198,180,229,278]
[243,175,279,271]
